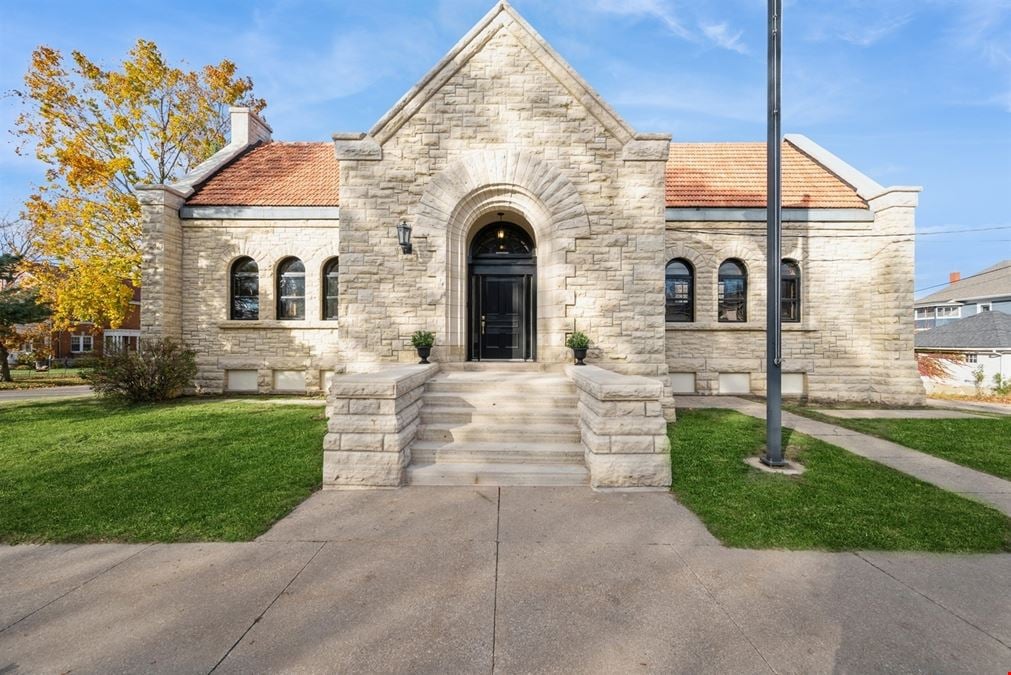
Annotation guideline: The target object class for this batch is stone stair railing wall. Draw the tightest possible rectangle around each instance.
[566,365,673,489]
[324,364,439,488]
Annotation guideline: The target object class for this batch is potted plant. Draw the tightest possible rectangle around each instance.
[565,331,590,366]
[411,330,435,364]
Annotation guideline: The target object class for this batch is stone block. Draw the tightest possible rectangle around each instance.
[323,450,407,488]
[584,450,672,489]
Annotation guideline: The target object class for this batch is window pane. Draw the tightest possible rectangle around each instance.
[325,298,339,320]
[232,297,259,320]
[279,298,305,320]
[719,278,746,322]
[666,260,690,276]
[782,278,800,322]
[280,276,305,297]
[234,277,258,297]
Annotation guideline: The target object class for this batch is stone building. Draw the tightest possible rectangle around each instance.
[140,2,923,489]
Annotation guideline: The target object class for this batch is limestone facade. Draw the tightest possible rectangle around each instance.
[140,2,923,406]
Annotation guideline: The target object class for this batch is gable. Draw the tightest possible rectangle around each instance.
[369,1,636,146]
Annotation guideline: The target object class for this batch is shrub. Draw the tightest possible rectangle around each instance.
[565,331,590,350]
[993,373,1011,397]
[410,330,435,348]
[85,339,197,403]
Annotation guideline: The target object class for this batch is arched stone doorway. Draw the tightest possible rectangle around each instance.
[468,221,536,361]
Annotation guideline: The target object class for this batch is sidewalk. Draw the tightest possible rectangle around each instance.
[0,385,93,403]
[1,487,1008,673]
[926,397,1011,416]
[677,396,1011,516]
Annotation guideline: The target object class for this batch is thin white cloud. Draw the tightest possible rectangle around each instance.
[590,0,750,54]
[701,22,749,54]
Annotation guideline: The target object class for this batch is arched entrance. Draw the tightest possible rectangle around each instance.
[468,222,536,361]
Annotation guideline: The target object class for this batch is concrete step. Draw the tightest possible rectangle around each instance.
[424,371,576,395]
[425,378,575,395]
[438,362,565,373]
[407,461,589,486]
[412,440,585,465]
[419,405,578,425]
[421,392,578,409]
[417,422,582,444]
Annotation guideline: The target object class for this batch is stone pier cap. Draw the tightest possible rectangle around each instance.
[565,364,665,400]
[329,364,439,399]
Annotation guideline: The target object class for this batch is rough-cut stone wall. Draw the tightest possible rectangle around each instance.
[179,218,344,393]
[324,364,438,488]
[664,196,924,404]
[337,17,670,377]
[567,364,672,489]
[139,186,186,343]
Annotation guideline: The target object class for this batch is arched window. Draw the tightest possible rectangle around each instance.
[665,259,694,322]
[718,259,747,323]
[277,257,306,320]
[230,257,259,320]
[322,258,339,321]
[782,259,801,323]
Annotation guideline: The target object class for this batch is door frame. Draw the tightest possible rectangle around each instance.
[467,223,537,361]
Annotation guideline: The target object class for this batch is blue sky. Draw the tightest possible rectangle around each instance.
[1,0,1009,295]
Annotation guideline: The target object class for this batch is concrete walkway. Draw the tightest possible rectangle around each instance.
[0,385,93,403]
[927,397,1011,416]
[678,396,1011,516]
[1,487,1008,673]
[816,408,983,419]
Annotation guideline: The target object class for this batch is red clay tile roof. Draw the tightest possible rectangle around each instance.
[186,142,340,207]
[187,140,865,210]
[666,142,866,209]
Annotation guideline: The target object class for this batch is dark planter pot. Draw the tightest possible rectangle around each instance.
[416,346,432,364]
[572,347,588,366]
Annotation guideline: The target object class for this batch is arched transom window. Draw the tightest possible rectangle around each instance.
[230,257,259,320]
[718,259,747,323]
[665,259,694,322]
[277,257,306,320]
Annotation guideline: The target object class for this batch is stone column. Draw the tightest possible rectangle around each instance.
[867,188,925,405]
[324,364,438,488]
[137,185,187,344]
[567,364,672,489]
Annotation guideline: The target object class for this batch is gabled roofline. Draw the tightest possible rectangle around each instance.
[361,1,639,147]
[139,107,273,199]
[784,134,885,200]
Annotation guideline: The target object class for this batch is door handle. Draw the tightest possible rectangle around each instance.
[481,315,486,334]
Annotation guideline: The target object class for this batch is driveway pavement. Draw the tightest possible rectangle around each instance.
[1,487,1008,673]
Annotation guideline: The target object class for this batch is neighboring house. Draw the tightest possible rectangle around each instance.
[138,3,924,488]
[47,286,142,364]
[915,311,1011,395]
[914,260,1011,331]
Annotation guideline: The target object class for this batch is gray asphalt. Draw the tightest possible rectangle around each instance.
[0,385,93,402]
[1,487,1008,673]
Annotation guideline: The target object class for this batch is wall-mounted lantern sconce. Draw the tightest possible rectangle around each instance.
[397,220,413,254]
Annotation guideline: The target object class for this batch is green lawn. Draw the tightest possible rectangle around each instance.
[0,399,326,543]
[669,409,1011,552]
[795,409,1011,481]
[1,367,90,390]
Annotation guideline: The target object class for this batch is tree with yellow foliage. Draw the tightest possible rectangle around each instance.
[13,39,265,328]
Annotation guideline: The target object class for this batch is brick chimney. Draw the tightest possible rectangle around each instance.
[949,271,961,284]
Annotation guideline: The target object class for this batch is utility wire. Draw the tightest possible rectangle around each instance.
[914,264,1009,294]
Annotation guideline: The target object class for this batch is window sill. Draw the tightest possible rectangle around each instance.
[665,322,817,332]
[218,320,340,330]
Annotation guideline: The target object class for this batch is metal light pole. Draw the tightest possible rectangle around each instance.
[762,0,785,467]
